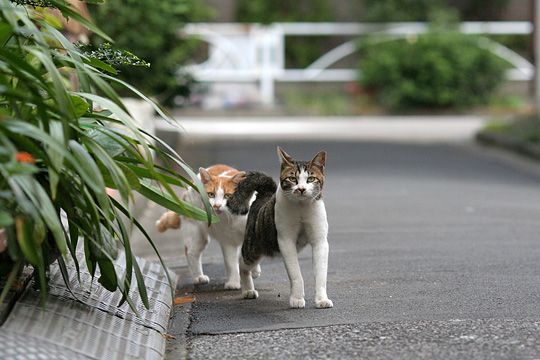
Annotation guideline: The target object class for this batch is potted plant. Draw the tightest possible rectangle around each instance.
[0,0,213,310]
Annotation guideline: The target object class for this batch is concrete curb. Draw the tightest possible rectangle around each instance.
[476,131,540,161]
[164,270,195,359]
[157,115,489,143]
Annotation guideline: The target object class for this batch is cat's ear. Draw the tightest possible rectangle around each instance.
[277,146,294,166]
[310,150,326,169]
[199,167,212,184]
[231,171,246,184]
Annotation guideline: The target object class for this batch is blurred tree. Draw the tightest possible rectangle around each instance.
[236,0,335,68]
[90,0,209,106]
[458,0,511,20]
[236,0,333,23]
[363,0,511,22]
[363,0,443,21]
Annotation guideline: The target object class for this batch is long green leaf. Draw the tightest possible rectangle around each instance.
[97,259,117,292]
[138,180,216,222]
[49,0,112,42]
[68,140,110,214]
[27,47,76,125]
[0,260,22,306]
[100,73,177,126]
[83,137,131,203]
[123,163,187,188]
[109,197,174,300]
[47,120,64,200]
[15,217,40,266]
[1,120,102,194]
[142,130,213,224]
[132,255,149,309]
[75,92,152,161]
[0,21,12,47]
[11,176,67,255]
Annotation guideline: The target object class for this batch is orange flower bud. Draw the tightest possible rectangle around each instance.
[15,152,35,164]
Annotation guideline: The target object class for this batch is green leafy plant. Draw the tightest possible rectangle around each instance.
[359,31,509,109]
[89,0,208,106]
[0,0,214,309]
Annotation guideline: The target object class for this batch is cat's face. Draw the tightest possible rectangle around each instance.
[277,147,326,201]
[199,165,245,215]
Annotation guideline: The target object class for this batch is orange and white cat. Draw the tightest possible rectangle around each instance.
[156,164,260,289]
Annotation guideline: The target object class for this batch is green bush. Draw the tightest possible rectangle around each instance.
[359,32,509,109]
[89,0,208,106]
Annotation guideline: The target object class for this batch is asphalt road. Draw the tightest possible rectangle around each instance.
[162,141,540,360]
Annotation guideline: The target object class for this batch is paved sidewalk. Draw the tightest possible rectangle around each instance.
[131,138,540,360]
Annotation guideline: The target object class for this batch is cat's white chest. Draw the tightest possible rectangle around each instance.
[275,190,328,247]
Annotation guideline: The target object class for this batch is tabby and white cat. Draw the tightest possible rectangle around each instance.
[156,164,260,289]
[227,147,333,309]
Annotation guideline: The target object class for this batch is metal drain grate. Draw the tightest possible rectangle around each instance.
[0,252,177,360]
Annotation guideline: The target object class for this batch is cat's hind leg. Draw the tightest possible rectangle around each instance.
[185,224,210,285]
[252,264,262,279]
[239,257,261,299]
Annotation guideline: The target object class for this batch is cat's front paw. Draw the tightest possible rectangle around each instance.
[224,281,241,290]
[315,298,334,309]
[289,296,306,309]
[252,265,261,279]
[193,275,210,285]
[242,290,258,299]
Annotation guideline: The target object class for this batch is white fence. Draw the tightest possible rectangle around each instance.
[181,22,534,106]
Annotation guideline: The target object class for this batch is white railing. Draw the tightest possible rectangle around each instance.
[180,22,534,106]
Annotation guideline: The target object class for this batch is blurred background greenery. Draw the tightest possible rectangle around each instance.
[85,0,532,115]
[89,0,209,106]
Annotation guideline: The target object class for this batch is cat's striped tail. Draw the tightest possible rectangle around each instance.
[227,171,277,215]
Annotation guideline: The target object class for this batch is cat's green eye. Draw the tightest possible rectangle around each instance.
[307,176,317,183]
[224,193,232,199]
[286,176,296,182]
[207,192,215,198]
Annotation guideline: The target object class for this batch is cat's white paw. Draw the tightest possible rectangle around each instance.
[252,265,261,279]
[315,298,334,309]
[193,275,209,285]
[289,296,306,309]
[224,281,241,290]
[243,290,258,299]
